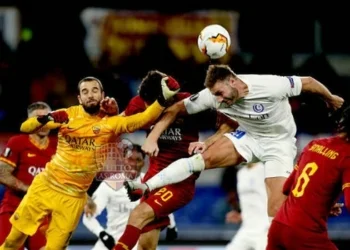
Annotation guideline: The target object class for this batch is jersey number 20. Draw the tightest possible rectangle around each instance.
[292,162,318,197]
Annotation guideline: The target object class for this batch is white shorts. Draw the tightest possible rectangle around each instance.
[224,128,297,178]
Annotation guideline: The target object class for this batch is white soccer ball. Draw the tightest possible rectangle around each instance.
[198,24,231,59]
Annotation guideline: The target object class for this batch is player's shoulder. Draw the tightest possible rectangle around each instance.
[128,95,144,105]
[124,95,146,116]
[65,105,81,116]
[175,92,191,101]
[238,74,283,82]
[7,134,29,144]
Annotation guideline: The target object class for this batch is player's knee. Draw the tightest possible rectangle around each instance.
[138,239,157,250]
[129,203,155,228]
[3,227,27,248]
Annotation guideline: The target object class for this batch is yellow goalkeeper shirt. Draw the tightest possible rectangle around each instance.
[20,101,163,197]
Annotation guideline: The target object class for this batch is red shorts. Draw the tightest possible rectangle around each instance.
[0,212,47,249]
[267,220,337,250]
[142,177,196,233]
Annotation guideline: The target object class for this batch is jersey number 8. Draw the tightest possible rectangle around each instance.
[292,162,318,198]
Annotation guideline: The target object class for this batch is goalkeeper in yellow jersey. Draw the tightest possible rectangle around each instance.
[0,76,180,250]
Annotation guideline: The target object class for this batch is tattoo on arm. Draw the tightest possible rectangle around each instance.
[0,162,28,193]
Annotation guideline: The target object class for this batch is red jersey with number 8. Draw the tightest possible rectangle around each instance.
[275,136,350,233]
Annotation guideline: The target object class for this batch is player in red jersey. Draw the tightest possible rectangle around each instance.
[113,70,237,250]
[0,102,57,250]
[266,106,350,250]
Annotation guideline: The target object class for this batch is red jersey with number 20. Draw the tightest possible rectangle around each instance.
[0,134,57,214]
[275,136,350,233]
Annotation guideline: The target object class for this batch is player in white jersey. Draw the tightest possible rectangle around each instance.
[83,144,177,250]
[225,162,268,250]
[126,64,343,223]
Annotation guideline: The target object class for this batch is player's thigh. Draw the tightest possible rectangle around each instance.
[0,212,12,244]
[45,192,87,249]
[261,140,296,179]
[225,229,252,250]
[138,228,161,250]
[145,180,195,219]
[203,134,247,169]
[10,175,51,236]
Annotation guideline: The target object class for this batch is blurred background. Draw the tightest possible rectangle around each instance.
[1,3,350,249]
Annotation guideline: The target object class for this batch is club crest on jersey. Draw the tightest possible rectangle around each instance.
[253,104,264,113]
[92,125,101,134]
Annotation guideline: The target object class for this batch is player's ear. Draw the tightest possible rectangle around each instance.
[77,95,82,104]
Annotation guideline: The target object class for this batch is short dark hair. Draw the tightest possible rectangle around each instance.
[77,76,104,93]
[27,102,51,116]
[132,144,146,159]
[138,70,164,104]
[337,105,350,140]
[204,64,237,88]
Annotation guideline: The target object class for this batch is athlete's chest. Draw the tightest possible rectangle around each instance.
[17,146,55,177]
[108,190,139,213]
[219,97,281,122]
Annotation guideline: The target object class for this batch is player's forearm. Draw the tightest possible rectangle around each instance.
[0,173,28,193]
[301,77,333,101]
[82,215,105,236]
[148,101,187,142]
[123,101,165,133]
[20,117,45,133]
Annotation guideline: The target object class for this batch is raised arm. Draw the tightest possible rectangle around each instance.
[110,77,180,134]
[301,77,344,110]
[110,101,165,134]
[142,100,188,157]
[20,110,68,133]
[149,100,188,142]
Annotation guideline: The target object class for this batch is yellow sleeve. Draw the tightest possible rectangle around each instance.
[20,109,66,133]
[108,101,164,133]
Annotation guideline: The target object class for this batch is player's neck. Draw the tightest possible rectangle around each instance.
[236,79,249,98]
[29,134,48,145]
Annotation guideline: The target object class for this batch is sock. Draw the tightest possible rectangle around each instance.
[114,224,141,250]
[146,154,205,191]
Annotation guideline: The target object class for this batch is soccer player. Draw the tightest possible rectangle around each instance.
[225,162,269,250]
[0,76,179,250]
[83,144,145,250]
[266,106,350,249]
[83,144,178,250]
[125,64,344,225]
[0,102,57,250]
[113,70,237,250]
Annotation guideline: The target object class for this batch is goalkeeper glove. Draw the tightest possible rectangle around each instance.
[157,76,180,106]
[37,110,69,124]
[99,231,115,249]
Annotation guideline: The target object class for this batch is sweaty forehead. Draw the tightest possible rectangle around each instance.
[80,80,101,92]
